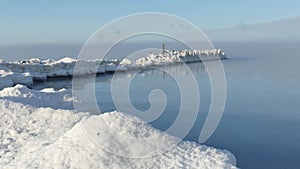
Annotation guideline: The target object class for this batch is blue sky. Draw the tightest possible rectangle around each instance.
[1,0,300,45]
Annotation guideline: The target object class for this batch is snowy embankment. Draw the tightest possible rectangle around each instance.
[0,85,237,169]
[0,49,226,90]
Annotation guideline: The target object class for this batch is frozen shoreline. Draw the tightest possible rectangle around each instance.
[0,52,237,168]
[0,85,237,169]
[0,49,226,89]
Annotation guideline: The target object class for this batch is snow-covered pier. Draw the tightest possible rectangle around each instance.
[0,49,226,89]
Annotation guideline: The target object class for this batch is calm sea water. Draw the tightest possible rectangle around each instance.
[32,55,300,169]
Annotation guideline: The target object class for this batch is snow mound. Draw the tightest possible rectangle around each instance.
[0,85,77,109]
[0,99,88,168]
[57,57,77,63]
[0,86,237,169]
[16,112,237,169]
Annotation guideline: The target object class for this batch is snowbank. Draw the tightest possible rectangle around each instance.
[0,49,226,90]
[0,84,77,109]
[0,85,237,169]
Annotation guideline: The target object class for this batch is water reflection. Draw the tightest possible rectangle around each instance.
[32,62,208,90]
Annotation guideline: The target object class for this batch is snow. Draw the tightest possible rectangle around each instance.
[0,85,237,169]
[0,65,32,89]
[0,85,77,109]
[57,57,77,63]
[0,49,226,90]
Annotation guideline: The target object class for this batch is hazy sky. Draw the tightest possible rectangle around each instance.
[1,0,300,45]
